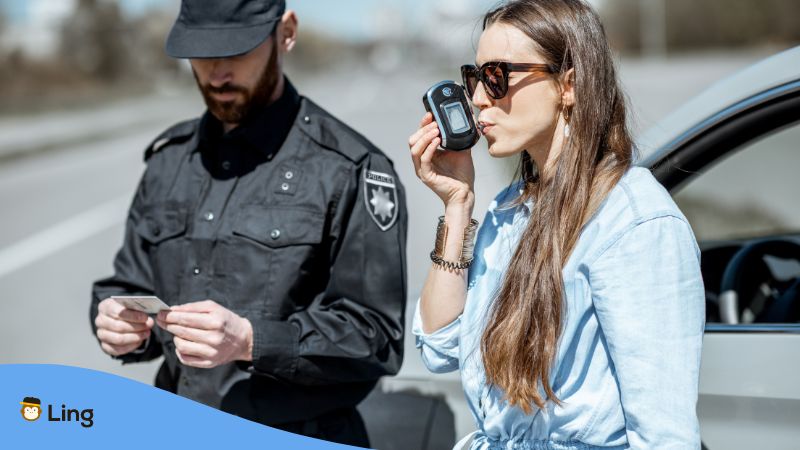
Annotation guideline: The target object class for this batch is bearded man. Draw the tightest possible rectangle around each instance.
[88,1,407,446]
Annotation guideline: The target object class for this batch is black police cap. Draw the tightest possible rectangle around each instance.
[166,0,286,59]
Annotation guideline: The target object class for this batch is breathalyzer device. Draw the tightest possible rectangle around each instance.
[422,81,480,151]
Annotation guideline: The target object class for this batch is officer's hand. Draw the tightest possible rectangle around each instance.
[155,300,253,369]
[408,112,475,208]
[95,298,154,356]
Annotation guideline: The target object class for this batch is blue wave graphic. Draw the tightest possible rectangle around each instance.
[1,364,367,449]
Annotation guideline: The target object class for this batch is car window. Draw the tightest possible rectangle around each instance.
[673,122,800,241]
[673,121,800,324]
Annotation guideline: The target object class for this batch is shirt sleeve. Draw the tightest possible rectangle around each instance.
[89,173,163,364]
[589,215,705,448]
[412,298,461,373]
[410,186,515,375]
[246,154,408,385]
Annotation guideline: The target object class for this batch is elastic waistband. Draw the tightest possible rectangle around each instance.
[471,434,627,450]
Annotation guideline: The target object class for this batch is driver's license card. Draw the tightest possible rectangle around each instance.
[111,296,171,314]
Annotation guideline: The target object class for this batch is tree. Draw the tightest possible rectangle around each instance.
[601,0,800,54]
[59,0,129,81]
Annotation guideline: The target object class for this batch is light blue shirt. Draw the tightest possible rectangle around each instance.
[413,167,705,449]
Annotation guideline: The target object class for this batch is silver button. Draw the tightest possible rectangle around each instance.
[303,116,310,123]
[203,211,214,221]
[270,229,281,239]
[193,267,201,275]
[221,161,231,170]
[284,171,294,180]
[280,182,290,191]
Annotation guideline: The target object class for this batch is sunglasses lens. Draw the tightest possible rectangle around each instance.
[461,66,478,99]
[482,64,506,99]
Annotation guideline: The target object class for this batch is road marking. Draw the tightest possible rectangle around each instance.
[0,195,129,278]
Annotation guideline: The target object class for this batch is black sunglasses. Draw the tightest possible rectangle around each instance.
[461,61,556,100]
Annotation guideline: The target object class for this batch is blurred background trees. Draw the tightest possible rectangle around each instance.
[603,0,800,55]
[0,0,798,116]
[59,0,127,81]
[0,0,181,114]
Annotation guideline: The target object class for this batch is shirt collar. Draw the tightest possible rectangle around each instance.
[515,182,534,213]
[197,76,301,158]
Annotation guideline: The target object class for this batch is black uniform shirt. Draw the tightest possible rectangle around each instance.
[90,79,408,425]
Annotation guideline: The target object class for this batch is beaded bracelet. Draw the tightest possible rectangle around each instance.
[430,216,479,270]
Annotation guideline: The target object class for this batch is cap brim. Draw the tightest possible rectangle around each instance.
[165,19,279,58]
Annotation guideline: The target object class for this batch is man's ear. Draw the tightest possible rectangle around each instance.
[561,68,575,108]
[277,10,298,53]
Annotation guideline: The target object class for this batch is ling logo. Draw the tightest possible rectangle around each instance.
[19,396,94,428]
[20,397,42,421]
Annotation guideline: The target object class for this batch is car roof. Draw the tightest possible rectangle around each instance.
[636,45,800,167]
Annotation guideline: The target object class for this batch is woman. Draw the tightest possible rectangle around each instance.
[408,0,705,448]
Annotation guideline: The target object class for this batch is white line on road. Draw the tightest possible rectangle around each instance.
[0,195,130,278]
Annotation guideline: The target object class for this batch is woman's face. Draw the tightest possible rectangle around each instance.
[473,23,564,162]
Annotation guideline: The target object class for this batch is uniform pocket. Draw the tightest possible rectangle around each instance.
[135,203,188,244]
[134,202,189,304]
[232,205,325,248]
[227,205,327,317]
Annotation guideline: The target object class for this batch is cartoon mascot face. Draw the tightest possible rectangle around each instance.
[20,397,42,421]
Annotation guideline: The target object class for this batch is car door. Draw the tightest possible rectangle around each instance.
[647,78,800,450]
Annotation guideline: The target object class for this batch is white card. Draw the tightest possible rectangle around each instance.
[111,296,171,314]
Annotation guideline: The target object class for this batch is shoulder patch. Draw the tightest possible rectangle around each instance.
[363,169,399,231]
[144,118,199,161]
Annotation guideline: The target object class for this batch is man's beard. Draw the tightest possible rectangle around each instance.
[194,38,280,125]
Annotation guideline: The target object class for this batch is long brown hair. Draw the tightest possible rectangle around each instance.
[480,0,634,413]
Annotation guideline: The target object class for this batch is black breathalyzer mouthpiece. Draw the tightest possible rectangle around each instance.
[422,81,480,151]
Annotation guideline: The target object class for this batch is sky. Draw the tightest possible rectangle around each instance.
[288,0,493,41]
[0,0,564,41]
[0,0,603,56]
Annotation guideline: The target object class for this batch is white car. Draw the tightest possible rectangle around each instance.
[360,46,800,450]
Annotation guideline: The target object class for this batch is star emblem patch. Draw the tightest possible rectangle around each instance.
[364,170,399,231]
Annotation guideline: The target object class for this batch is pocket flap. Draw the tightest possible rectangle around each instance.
[135,205,188,244]
[233,206,324,248]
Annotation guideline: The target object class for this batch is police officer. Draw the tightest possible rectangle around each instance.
[89,1,407,446]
